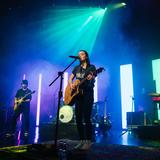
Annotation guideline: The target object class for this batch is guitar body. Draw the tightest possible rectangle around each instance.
[64,67,104,106]
[14,102,18,111]
[64,79,80,106]
[14,104,17,111]
[99,116,112,130]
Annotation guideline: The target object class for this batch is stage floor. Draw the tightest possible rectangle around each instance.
[0,126,160,148]
[0,126,160,160]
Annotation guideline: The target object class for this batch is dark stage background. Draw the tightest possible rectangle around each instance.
[0,0,160,130]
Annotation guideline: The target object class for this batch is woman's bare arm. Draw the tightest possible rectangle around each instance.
[68,73,75,89]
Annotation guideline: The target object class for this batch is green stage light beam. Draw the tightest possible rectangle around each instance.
[38,6,106,59]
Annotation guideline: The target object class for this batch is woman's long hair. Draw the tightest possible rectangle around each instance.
[79,50,90,67]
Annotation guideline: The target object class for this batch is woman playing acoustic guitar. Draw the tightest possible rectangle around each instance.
[68,50,96,150]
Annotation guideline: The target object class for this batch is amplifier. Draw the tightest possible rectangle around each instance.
[127,111,146,127]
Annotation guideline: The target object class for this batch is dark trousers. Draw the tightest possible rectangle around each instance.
[75,89,94,140]
[11,106,30,133]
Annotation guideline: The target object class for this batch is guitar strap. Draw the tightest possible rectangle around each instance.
[76,65,96,95]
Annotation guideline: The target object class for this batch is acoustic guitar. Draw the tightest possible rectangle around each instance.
[64,67,104,106]
[14,90,36,111]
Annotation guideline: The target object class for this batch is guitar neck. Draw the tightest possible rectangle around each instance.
[78,67,104,87]
[104,97,107,118]
[104,101,107,118]
[22,93,30,100]
[21,91,35,100]
[78,77,87,86]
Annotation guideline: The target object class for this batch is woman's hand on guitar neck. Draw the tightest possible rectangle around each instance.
[87,72,95,80]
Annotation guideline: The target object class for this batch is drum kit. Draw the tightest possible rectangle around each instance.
[59,92,160,131]
[59,99,112,135]
[59,105,74,123]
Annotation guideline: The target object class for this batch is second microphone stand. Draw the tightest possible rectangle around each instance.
[119,96,135,137]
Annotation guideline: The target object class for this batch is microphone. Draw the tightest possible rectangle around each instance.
[69,56,79,59]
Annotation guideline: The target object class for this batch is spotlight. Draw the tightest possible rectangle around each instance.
[121,2,126,6]
[89,15,93,19]
[100,1,126,10]
[109,2,127,10]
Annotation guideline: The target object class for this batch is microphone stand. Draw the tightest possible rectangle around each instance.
[49,58,78,151]
[119,96,135,137]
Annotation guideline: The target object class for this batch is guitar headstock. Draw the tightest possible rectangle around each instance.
[32,90,36,94]
[96,67,105,74]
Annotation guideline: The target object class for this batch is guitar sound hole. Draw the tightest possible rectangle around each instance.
[71,90,75,96]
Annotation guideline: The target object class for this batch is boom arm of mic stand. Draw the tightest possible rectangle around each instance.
[49,58,77,87]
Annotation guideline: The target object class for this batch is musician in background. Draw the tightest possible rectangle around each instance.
[69,50,96,150]
[7,80,32,137]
